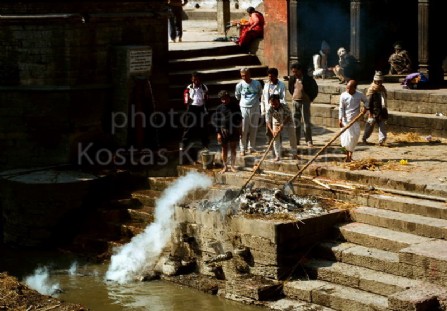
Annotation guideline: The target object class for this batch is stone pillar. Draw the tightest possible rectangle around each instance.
[350,0,361,61]
[418,0,429,77]
[288,0,299,72]
[217,0,230,35]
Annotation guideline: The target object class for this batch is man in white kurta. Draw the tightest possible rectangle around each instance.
[338,80,368,162]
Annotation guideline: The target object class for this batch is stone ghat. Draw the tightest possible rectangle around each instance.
[136,169,447,310]
[139,186,346,308]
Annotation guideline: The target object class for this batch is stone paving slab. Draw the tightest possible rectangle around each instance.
[336,222,434,252]
[305,259,422,296]
[351,206,447,239]
[285,279,389,311]
[400,240,447,274]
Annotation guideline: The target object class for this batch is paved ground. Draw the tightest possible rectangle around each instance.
[170,19,447,199]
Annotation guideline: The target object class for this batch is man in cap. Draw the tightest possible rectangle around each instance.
[388,42,412,74]
[362,71,388,146]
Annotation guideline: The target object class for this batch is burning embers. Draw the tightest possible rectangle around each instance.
[196,187,328,219]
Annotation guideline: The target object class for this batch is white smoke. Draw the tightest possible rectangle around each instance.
[24,266,61,296]
[105,171,213,284]
[68,261,78,276]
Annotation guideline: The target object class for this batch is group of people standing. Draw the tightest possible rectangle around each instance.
[180,66,389,171]
[179,63,319,173]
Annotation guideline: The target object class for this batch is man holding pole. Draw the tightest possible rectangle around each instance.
[338,80,368,162]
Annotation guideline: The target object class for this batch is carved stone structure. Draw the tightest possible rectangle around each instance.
[283,0,446,84]
[0,1,168,170]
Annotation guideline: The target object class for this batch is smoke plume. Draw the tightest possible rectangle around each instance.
[105,171,213,284]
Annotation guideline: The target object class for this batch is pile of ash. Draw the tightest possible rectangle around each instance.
[194,187,328,219]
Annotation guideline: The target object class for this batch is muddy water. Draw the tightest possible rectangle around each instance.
[0,248,262,311]
[55,265,263,311]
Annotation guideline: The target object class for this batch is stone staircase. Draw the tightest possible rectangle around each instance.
[69,174,172,259]
[170,164,447,310]
[313,81,447,137]
[286,208,447,310]
[163,44,268,146]
[67,158,447,310]
[168,45,268,113]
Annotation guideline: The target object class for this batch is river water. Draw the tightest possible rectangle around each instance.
[0,247,263,311]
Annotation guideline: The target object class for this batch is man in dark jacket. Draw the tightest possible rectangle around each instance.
[287,62,319,148]
[362,71,388,146]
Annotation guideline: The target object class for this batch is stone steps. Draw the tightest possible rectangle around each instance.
[314,234,447,290]
[314,241,409,278]
[335,222,433,252]
[303,259,422,297]
[148,176,179,191]
[314,82,447,137]
[351,206,447,239]
[265,298,337,311]
[169,64,268,85]
[131,189,162,207]
[284,279,389,311]
[168,44,243,60]
[169,53,260,73]
[120,165,447,309]
[364,193,447,220]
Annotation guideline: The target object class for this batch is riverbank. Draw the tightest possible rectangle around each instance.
[0,272,86,311]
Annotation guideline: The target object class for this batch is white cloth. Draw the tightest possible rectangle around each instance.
[339,90,368,152]
[261,80,286,116]
[340,122,361,152]
[312,51,328,78]
[190,85,206,106]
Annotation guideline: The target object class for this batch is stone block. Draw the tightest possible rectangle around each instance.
[225,276,283,301]
[399,240,447,274]
[284,280,327,302]
[388,285,442,311]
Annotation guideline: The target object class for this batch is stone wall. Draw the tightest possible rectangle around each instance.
[171,204,345,281]
[0,1,168,170]
[309,82,447,137]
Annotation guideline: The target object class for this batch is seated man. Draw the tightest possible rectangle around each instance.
[333,47,358,84]
[388,42,412,75]
[237,6,264,51]
[311,40,334,79]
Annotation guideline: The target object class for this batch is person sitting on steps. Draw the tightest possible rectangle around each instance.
[333,47,358,84]
[388,41,412,75]
[236,6,264,52]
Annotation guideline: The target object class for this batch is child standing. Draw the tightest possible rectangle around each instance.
[213,90,243,173]
[266,94,298,161]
